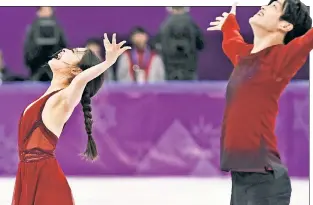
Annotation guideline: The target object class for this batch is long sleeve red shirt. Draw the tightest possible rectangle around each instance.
[220,14,312,172]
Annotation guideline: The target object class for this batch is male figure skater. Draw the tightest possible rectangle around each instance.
[207,1,312,204]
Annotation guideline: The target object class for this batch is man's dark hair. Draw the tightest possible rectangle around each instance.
[270,0,312,44]
[171,7,186,11]
[36,6,43,11]
[130,26,147,37]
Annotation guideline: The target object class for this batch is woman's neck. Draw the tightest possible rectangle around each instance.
[48,76,70,93]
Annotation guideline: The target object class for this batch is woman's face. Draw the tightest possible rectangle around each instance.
[48,48,87,75]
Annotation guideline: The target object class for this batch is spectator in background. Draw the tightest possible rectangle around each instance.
[117,27,165,83]
[86,38,113,81]
[24,6,67,81]
[0,50,25,82]
[0,50,9,83]
[156,6,204,80]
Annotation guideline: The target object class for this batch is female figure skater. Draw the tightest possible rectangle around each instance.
[12,33,130,205]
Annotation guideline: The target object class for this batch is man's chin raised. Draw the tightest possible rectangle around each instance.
[249,16,256,24]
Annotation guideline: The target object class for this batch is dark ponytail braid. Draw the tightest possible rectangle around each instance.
[80,89,98,161]
[76,49,105,161]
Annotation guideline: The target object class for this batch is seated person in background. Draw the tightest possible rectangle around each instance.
[117,27,165,83]
[86,38,113,81]
[24,6,67,81]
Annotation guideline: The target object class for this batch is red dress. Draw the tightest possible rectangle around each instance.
[12,90,74,205]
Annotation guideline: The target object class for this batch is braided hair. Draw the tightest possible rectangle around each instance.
[77,49,105,161]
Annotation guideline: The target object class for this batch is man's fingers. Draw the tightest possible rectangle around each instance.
[222,12,229,17]
[209,21,220,26]
[206,26,219,31]
[216,16,223,21]
[207,3,237,32]
[230,2,238,14]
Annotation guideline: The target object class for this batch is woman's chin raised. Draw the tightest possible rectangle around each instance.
[48,58,58,67]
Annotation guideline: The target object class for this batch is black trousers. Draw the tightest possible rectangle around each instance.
[230,170,292,205]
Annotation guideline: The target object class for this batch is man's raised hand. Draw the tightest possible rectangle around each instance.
[207,2,238,31]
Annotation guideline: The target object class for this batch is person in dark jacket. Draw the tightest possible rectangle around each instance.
[24,7,67,81]
[156,7,204,80]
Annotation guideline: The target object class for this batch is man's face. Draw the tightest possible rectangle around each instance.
[249,0,287,32]
[37,7,53,18]
[131,32,148,49]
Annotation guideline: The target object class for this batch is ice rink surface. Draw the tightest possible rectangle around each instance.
[0,177,308,205]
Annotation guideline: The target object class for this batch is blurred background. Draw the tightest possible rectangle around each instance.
[0,6,309,205]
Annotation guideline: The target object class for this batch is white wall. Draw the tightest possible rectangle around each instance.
[1,177,308,205]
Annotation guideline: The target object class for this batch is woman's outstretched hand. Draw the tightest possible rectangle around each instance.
[103,33,131,65]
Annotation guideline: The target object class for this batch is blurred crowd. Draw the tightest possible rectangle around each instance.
[0,6,205,84]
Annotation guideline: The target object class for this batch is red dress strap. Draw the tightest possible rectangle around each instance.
[21,89,63,143]
[19,89,63,162]
[37,89,63,120]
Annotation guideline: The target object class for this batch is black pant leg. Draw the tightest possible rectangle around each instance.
[246,171,291,205]
[231,172,248,205]
[231,169,291,205]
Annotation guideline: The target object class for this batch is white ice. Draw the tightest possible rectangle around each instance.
[0,177,308,205]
